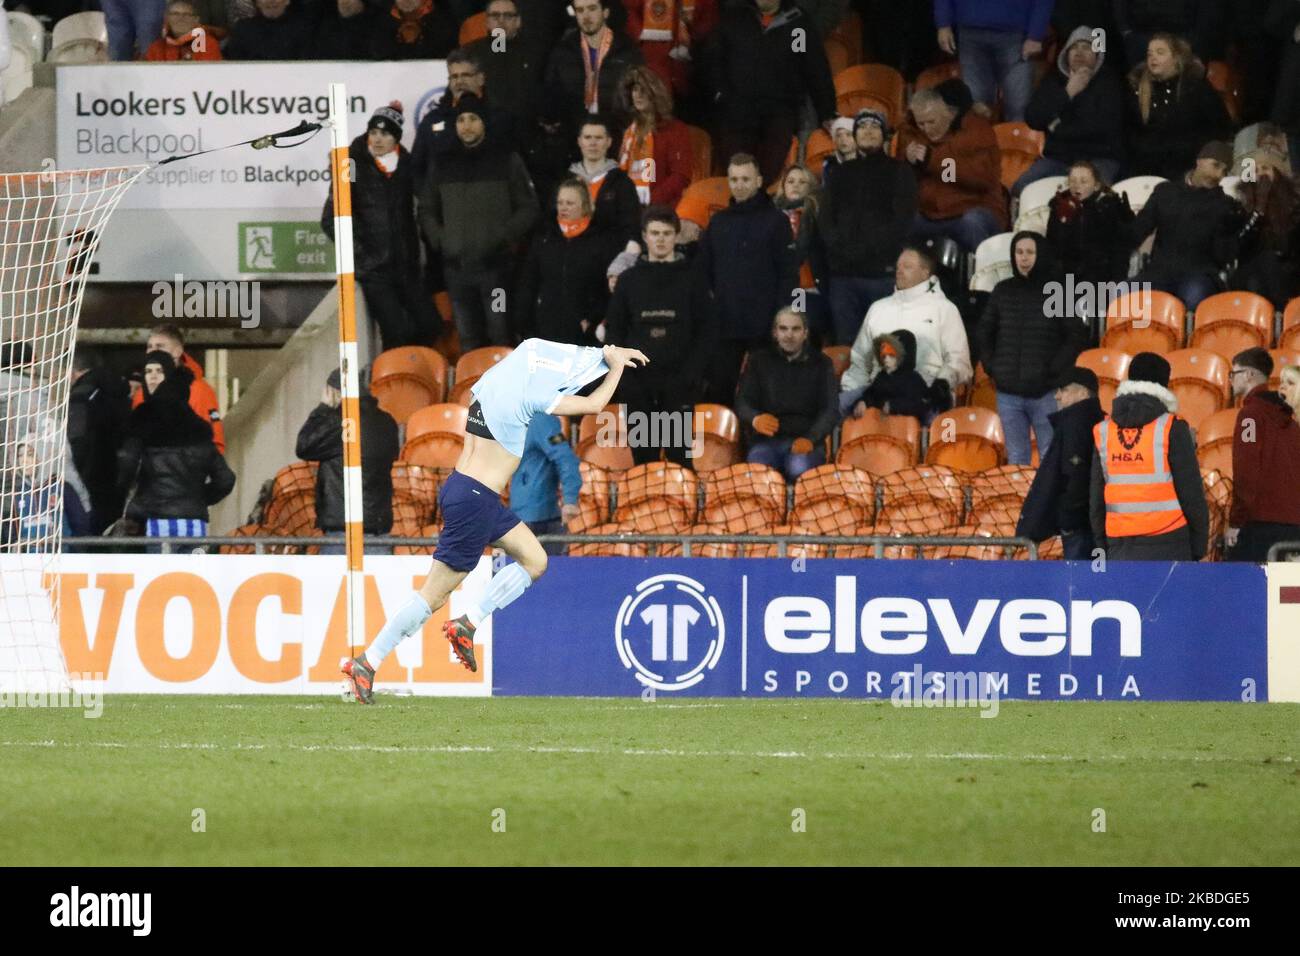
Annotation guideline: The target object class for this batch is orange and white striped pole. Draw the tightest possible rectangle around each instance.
[328,82,366,655]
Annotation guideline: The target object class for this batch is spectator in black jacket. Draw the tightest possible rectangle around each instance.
[467,0,549,158]
[1045,160,1135,289]
[315,0,380,59]
[223,0,313,59]
[711,0,837,183]
[978,231,1089,465]
[819,108,918,346]
[543,0,643,139]
[419,94,540,351]
[516,178,618,344]
[1114,0,1219,67]
[1130,139,1249,310]
[735,308,838,480]
[1231,148,1300,307]
[698,153,799,404]
[321,102,429,350]
[1126,33,1232,180]
[67,346,131,534]
[605,206,713,465]
[116,352,235,541]
[774,165,828,342]
[568,115,642,247]
[369,0,458,60]
[1016,366,1107,559]
[296,367,400,550]
[1019,25,1127,194]
[410,49,509,185]
[854,330,931,422]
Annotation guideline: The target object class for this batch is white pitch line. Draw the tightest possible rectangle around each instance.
[0,739,1293,764]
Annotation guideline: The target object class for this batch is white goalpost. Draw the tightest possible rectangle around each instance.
[0,165,146,693]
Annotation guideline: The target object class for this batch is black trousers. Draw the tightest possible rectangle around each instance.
[358,268,430,350]
[618,373,696,466]
[718,108,800,185]
[703,338,764,408]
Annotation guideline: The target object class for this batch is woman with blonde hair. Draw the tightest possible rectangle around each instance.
[1279,366,1300,423]
[1127,32,1231,180]
[617,65,693,207]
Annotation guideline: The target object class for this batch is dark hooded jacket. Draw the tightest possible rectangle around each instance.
[818,148,918,279]
[604,252,714,385]
[1025,25,1128,164]
[320,133,420,277]
[67,365,131,532]
[516,218,620,344]
[295,393,400,534]
[712,0,837,122]
[1046,185,1135,285]
[116,366,235,523]
[978,232,1089,397]
[1089,380,1209,560]
[858,330,930,421]
[1130,175,1249,283]
[734,342,839,445]
[1017,392,1106,541]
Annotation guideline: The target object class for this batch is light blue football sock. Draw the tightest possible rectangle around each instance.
[364,594,432,669]
[465,562,532,628]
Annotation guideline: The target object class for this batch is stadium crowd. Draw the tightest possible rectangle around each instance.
[6,0,1300,561]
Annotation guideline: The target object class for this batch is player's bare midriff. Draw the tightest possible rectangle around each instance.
[454,432,521,494]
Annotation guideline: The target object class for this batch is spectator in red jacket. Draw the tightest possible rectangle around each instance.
[621,0,718,98]
[896,84,1007,252]
[617,65,693,207]
[145,1,223,60]
[1226,348,1300,562]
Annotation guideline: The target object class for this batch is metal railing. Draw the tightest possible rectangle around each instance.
[1266,541,1300,562]
[58,532,1040,559]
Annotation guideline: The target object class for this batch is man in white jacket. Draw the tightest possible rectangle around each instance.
[839,245,972,417]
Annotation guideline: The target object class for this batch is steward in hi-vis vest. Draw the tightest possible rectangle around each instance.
[1088,354,1209,561]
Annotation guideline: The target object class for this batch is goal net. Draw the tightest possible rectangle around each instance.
[0,166,146,693]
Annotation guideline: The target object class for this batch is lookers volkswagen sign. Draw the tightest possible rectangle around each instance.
[494,559,1269,701]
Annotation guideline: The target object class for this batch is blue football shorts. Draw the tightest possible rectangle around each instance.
[432,470,521,572]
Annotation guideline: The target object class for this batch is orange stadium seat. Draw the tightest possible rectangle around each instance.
[837,408,920,475]
[402,403,468,470]
[915,60,962,92]
[834,64,906,127]
[1279,297,1300,350]
[1190,291,1274,356]
[569,523,649,557]
[1100,289,1186,353]
[657,524,744,558]
[968,464,1036,513]
[370,346,449,424]
[572,461,613,530]
[822,345,851,381]
[271,461,316,499]
[676,177,730,229]
[926,407,1005,472]
[876,497,964,558]
[994,122,1045,190]
[702,462,787,524]
[458,12,487,45]
[1075,348,1132,413]
[1195,408,1239,478]
[793,464,875,517]
[1202,469,1234,560]
[393,522,441,557]
[804,129,836,180]
[683,123,713,182]
[218,524,263,555]
[577,405,634,470]
[968,363,997,410]
[390,461,440,518]
[692,404,741,472]
[449,346,511,405]
[1167,349,1230,430]
[747,523,831,559]
[614,462,699,528]
[824,34,855,75]
[879,464,963,513]
[1269,350,1300,390]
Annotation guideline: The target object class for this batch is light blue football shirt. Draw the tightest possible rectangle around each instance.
[470,339,609,457]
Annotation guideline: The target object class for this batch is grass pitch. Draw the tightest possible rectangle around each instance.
[1,696,1297,866]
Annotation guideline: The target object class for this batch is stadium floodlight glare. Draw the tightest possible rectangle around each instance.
[0,165,147,693]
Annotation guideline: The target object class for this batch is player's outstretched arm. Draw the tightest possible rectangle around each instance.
[551,346,649,417]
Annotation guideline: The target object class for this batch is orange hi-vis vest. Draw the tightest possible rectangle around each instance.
[1094,413,1188,538]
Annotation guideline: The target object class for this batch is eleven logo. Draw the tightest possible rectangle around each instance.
[615,574,724,691]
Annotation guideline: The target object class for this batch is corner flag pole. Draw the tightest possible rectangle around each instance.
[328,82,366,657]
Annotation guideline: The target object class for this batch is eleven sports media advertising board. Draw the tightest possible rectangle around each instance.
[54,61,450,281]
[13,553,1300,701]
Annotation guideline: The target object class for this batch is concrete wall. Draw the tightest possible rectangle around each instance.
[209,287,373,533]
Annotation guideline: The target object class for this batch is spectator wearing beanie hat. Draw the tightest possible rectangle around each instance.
[1225,348,1300,562]
[1129,139,1251,312]
[296,366,400,551]
[821,116,859,185]
[1089,351,1209,561]
[1017,365,1106,560]
[321,100,431,351]
[819,108,918,345]
[369,0,458,60]
[419,93,540,351]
